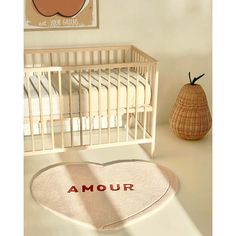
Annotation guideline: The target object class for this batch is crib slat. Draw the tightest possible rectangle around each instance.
[73,52,76,66]
[138,54,141,74]
[147,65,151,134]
[151,66,158,156]
[116,68,120,142]
[122,49,126,63]
[32,54,35,67]
[26,73,35,151]
[98,69,102,144]
[89,69,92,145]
[75,52,79,65]
[140,56,143,75]
[40,53,44,66]
[126,68,130,141]
[78,71,83,145]
[114,49,118,63]
[107,68,111,143]
[66,52,69,66]
[58,71,64,148]
[24,54,27,66]
[82,51,85,65]
[57,53,61,66]
[90,51,94,65]
[37,73,45,150]
[49,53,53,66]
[106,50,110,64]
[134,69,139,140]
[143,66,149,139]
[131,46,136,61]
[135,52,139,71]
[69,72,74,147]
[98,50,102,65]
[48,71,55,149]
[133,51,136,69]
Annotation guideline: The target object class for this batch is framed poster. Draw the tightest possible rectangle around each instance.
[24,0,99,31]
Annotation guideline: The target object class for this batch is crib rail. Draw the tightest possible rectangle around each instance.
[24,45,156,67]
[24,45,158,157]
[25,45,129,68]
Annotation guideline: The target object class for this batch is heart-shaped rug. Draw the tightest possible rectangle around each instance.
[31,160,179,230]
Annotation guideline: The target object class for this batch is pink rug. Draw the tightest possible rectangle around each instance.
[31,160,179,230]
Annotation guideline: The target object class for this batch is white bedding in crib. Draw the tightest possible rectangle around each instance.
[24,69,151,117]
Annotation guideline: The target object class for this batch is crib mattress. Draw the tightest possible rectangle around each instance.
[24,69,151,117]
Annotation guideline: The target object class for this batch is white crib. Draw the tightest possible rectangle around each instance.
[24,45,158,157]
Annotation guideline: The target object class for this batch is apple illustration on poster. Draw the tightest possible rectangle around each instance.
[32,0,87,17]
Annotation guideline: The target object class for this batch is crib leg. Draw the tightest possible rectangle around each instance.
[150,141,156,159]
[150,71,159,159]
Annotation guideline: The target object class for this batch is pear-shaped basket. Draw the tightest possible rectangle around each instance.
[170,73,212,140]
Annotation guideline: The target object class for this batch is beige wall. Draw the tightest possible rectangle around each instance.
[24,0,212,124]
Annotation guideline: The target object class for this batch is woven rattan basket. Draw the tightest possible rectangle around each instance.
[170,83,212,140]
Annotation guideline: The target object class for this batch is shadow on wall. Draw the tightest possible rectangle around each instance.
[156,53,212,124]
